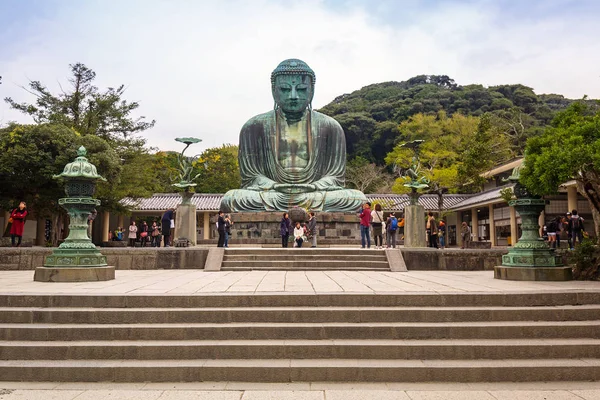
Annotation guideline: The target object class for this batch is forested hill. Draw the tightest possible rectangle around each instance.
[318,75,581,165]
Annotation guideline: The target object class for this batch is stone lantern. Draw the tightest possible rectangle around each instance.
[494,164,572,281]
[34,146,115,282]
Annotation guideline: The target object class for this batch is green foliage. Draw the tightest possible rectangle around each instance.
[4,63,160,212]
[385,112,509,194]
[319,76,586,165]
[457,114,513,191]
[499,187,515,203]
[194,145,241,193]
[520,101,600,239]
[0,123,118,216]
[4,63,155,145]
[520,102,600,196]
[152,145,241,194]
[571,240,600,280]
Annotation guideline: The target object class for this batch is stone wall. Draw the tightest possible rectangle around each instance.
[401,248,507,271]
[0,248,209,271]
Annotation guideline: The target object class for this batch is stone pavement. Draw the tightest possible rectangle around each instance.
[1,382,600,399]
[1,270,599,295]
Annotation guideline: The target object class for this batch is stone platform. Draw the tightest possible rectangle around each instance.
[0,270,599,384]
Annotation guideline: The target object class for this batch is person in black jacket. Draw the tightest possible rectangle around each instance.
[161,208,174,248]
[217,211,226,247]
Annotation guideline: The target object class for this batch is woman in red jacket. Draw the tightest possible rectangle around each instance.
[9,201,28,247]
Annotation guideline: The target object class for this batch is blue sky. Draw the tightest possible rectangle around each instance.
[1,0,599,151]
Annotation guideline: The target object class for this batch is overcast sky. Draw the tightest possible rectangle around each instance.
[1,0,598,153]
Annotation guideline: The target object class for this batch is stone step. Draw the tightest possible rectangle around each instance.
[1,292,598,308]
[223,255,387,261]
[221,261,390,270]
[221,266,390,271]
[1,321,599,341]
[0,358,598,382]
[2,339,600,360]
[224,249,385,256]
[2,305,599,324]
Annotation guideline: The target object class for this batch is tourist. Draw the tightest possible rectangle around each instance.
[371,203,385,249]
[139,221,149,247]
[280,213,292,248]
[427,213,439,249]
[555,216,563,249]
[565,212,573,249]
[359,202,372,249]
[460,222,471,249]
[115,227,123,241]
[9,201,28,247]
[547,217,558,249]
[217,211,226,247]
[128,221,138,247]
[294,221,305,248]
[224,214,233,248]
[150,221,160,247]
[438,220,446,249]
[569,209,585,247]
[161,208,174,248]
[307,212,317,248]
[386,212,398,249]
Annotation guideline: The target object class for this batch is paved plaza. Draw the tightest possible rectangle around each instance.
[1,382,600,399]
[2,269,600,295]
[1,269,599,398]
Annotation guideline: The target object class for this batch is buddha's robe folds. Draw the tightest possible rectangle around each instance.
[221,110,366,212]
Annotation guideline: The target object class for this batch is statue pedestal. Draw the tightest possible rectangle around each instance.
[404,205,426,248]
[175,203,197,246]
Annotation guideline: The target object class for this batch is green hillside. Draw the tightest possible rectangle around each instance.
[318,75,582,165]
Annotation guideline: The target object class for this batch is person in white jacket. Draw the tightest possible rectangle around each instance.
[293,222,305,248]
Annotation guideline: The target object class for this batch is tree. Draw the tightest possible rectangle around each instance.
[457,114,513,191]
[0,123,119,244]
[385,112,479,193]
[345,157,393,193]
[319,76,589,164]
[5,63,155,146]
[520,101,600,239]
[4,63,160,210]
[194,145,240,193]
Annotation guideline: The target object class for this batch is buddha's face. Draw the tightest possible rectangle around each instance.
[273,74,314,113]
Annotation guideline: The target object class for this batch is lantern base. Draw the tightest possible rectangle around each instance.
[34,266,115,282]
[494,265,573,281]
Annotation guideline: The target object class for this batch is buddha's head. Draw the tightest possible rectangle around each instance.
[271,59,315,114]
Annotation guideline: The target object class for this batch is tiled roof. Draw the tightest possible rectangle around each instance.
[121,193,474,212]
[449,184,514,211]
[120,193,223,212]
[365,194,473,211]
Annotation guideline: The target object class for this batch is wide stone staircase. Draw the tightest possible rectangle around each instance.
[0,292,599,382]
[221,248,391,271]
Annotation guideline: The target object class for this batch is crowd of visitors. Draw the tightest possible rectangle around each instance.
[11,200,585,250]
[542,209,587,250]
[109,208,175,248]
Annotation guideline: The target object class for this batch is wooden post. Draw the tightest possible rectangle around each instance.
[102,211,110,242]
[203,212,210,240]
[489,204,496,247]
[471,208,479,242]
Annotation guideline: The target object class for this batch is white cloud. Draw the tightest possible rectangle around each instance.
[0,0,598,152]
